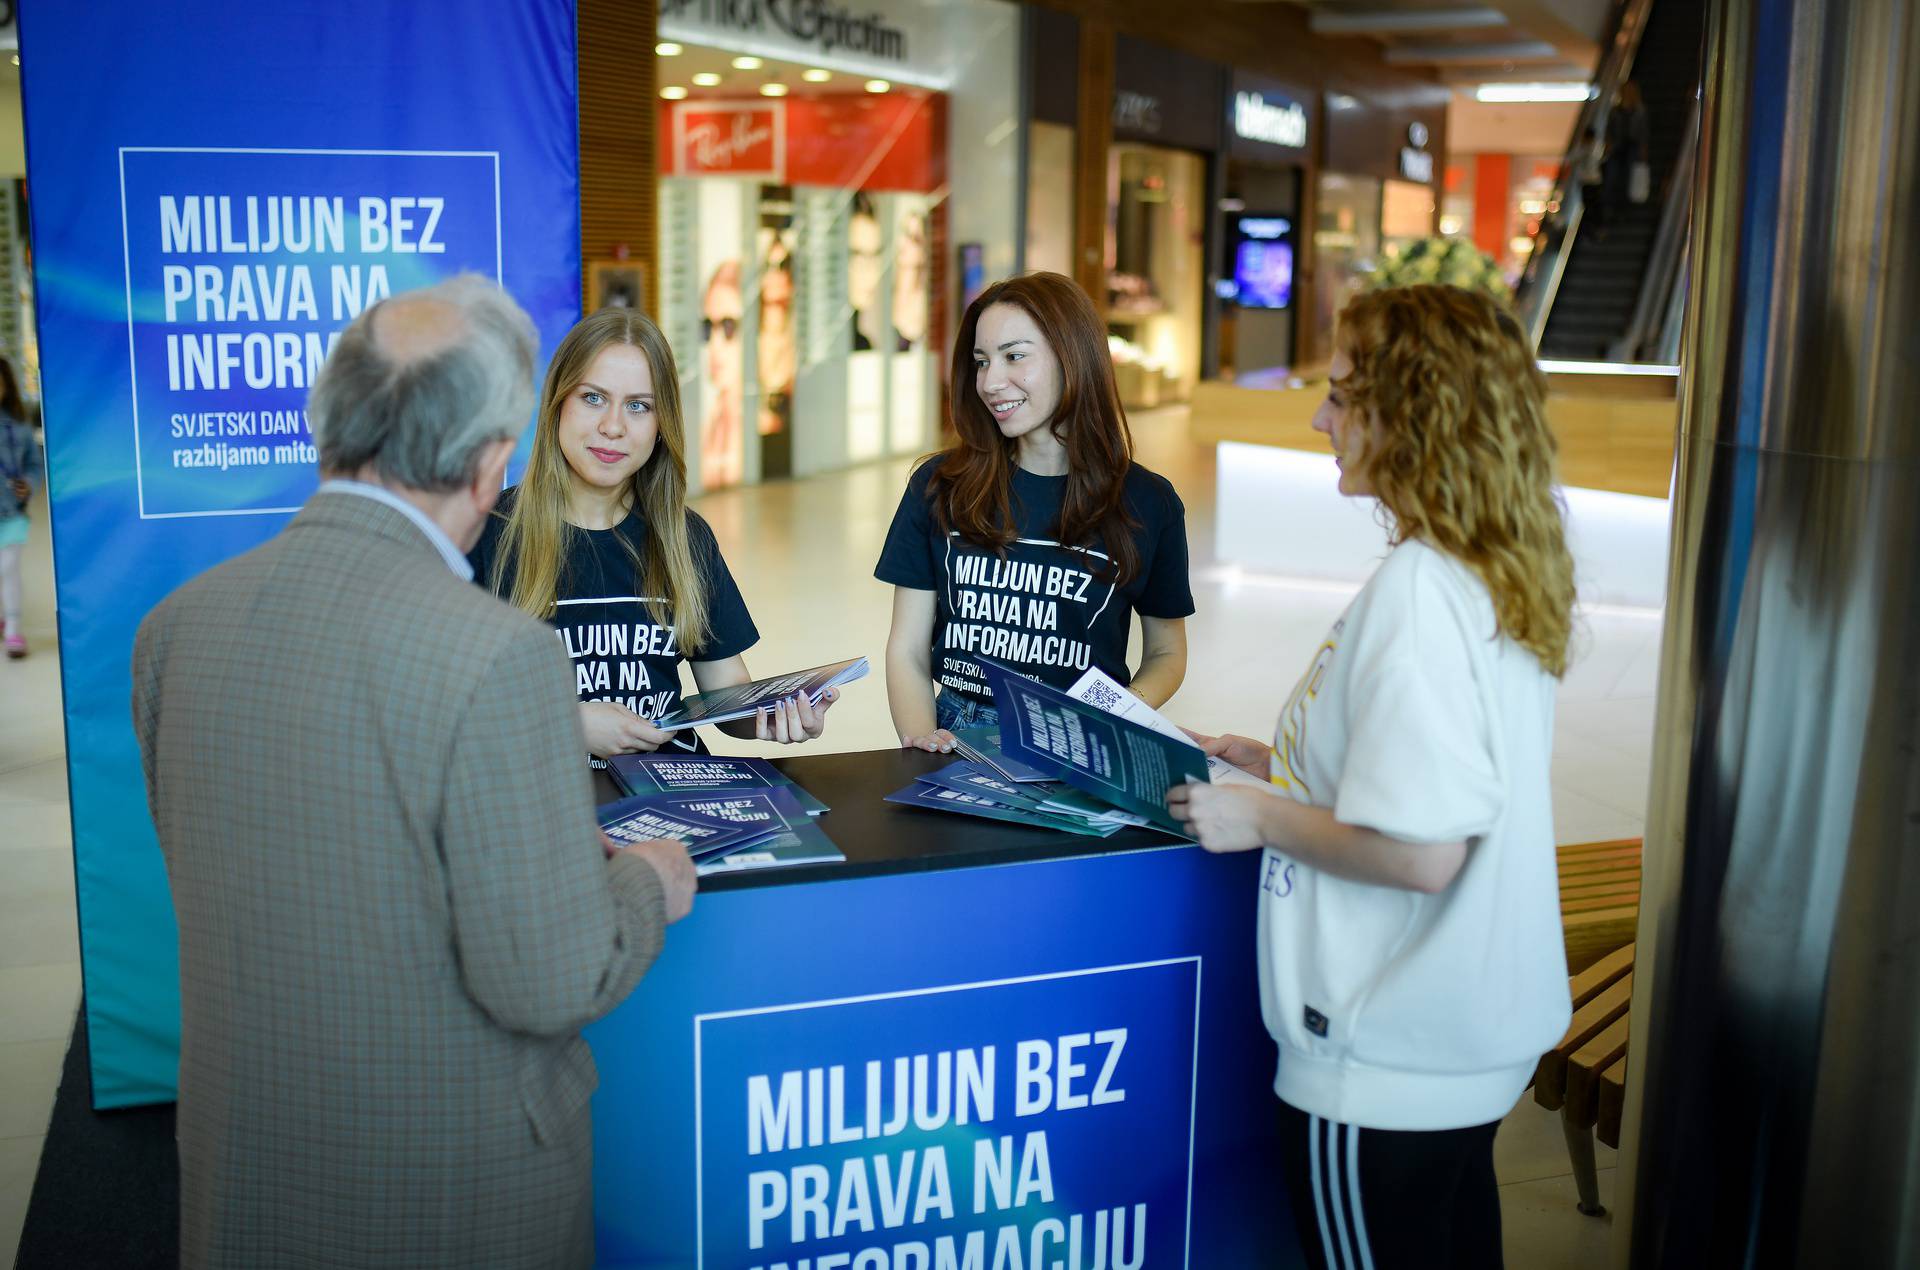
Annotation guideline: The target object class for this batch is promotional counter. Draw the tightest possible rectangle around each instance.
[584,748,1296,1269]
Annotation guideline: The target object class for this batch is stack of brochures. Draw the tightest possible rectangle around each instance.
[886,664,1276,840]
[599,754,844,874]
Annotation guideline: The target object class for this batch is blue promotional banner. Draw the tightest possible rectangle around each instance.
[18,0,582,1107]
[588,846,1299,1268]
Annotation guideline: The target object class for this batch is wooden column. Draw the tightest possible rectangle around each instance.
[1072,18,1114,314]
[577,0,658,315]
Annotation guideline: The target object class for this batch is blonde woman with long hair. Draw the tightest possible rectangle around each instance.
[470,308,834,758]
[1169,285,1575,1268]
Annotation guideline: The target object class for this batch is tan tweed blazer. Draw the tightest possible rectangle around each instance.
[133,490,668,1269]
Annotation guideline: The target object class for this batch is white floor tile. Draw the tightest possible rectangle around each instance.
[1501,1170,1617,1270]
[1496,1096,1619,1187]
[0,1039,65,1140]
[0,963,82,1046]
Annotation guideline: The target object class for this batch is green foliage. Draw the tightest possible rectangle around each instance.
[1365,237,1511,302]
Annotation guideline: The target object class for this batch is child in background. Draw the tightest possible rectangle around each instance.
[0,356,39,660]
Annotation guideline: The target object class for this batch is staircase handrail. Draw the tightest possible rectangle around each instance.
[1611,93,1700,361]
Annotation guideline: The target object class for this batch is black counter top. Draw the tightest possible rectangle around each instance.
[593,747,1184,893]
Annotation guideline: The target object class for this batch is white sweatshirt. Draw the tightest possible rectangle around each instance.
[1258,540,1571,1131]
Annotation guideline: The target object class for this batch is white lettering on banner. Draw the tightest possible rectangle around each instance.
[1233,92,1307,148]
[740,1205,1150,1270]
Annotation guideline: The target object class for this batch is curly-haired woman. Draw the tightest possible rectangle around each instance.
[1170,285,1576,1269]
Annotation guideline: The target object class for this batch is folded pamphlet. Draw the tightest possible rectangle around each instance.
[977,658,1209,835]
[1063,667,1275,791]
[647,785,847,875]
[948,725,1053,783]
[649,657,868,732]
[607,753,829,816]
[885,781,1122,838]
[596,794,763,862]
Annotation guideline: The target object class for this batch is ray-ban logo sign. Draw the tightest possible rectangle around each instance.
[661,0,907,61]
[1234,92,1307,149]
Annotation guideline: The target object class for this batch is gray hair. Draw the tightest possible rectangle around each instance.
[308,273,538,492]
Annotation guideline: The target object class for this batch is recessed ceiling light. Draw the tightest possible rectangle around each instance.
[865,79,890,94]
[1474,82,1593,103]
[692,72,723,87]
[661,86,688,100]
[732,56,763,70]
[760,83,789,97]
[655,42,683,56]
[802,68,831,83]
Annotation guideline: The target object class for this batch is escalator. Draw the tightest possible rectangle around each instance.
[1517,0,1707,363]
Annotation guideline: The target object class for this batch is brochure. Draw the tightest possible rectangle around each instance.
[596,795,762,862]
[977,658,1209,835]
[606,753,829,816]
[949,725,1053,784]
[642,786,847,875]
[1063,667,1275,791]
[649,657,869,732]
[914,762,1142,830]
[885,781,1123,838]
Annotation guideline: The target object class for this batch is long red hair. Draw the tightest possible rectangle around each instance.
[926,272,1141,582]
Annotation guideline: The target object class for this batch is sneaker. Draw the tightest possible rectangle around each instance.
[4,633,24,659]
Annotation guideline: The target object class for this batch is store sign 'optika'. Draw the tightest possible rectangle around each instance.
[659,0,907,62]
[1233,91,1307,149]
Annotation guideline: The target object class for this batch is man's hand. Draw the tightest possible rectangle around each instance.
[580,701,672,758]
[1167,782,1277,853]
[755,687,836,744]
[1181,729,1273,781]
[7,478,27,505]
[900,728,957,753]
[613,836,697,923]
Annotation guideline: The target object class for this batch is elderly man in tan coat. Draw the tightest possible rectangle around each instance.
[132,275,696,1268]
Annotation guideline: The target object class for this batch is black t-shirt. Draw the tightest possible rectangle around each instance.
[470,489,759,755]
[874,457,1194,704]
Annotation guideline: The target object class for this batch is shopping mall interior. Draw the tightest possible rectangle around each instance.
[3,0,1916,1266]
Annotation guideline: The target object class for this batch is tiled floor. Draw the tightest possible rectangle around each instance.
[0,405,1651,1265]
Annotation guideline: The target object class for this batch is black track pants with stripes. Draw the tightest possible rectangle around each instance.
[1276,1098,1504,1270]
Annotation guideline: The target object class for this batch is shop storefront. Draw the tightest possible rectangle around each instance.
[1103,37,1224,408]
[652,0,1022,490]
[1217,72,1313,379]
[1308,89,1446,362]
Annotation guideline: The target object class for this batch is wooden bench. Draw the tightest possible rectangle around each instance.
[1558,838,1642,974]
[1533,941,1635,1215]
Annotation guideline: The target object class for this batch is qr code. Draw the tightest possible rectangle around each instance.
[1080,678,1126,715]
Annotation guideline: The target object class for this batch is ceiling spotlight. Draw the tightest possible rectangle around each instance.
[1474,82,1593,103]
[655,42,683,56]
[732,56,763,70]
[802,68,831,83]
[864,79,891,94]
[661,86,688,100]
[692,72,723,87]
[760,83,789,97]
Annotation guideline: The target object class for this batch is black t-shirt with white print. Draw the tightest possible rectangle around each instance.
[470,488,760,755]
[874,457,1194,704]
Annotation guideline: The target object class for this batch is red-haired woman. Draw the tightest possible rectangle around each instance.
[875,271,1192,751]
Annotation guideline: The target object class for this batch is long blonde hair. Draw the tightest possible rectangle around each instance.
[490,308,712,651]
[1335,285,1576,676]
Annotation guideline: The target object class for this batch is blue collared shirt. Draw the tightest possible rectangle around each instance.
[317,479,474,581]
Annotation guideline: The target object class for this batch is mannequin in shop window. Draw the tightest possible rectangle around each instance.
[471,308,837,760]
[874,270,1193,749]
